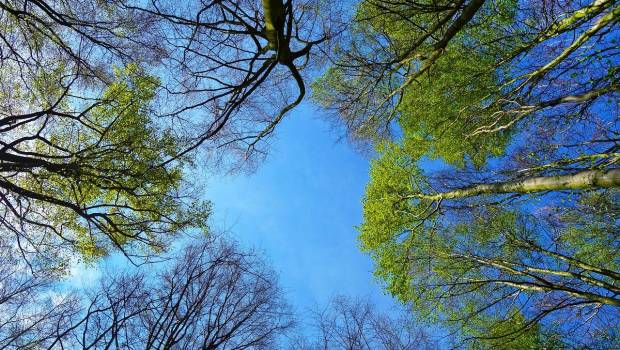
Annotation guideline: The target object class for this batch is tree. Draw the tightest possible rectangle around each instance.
[0,61,210,264]
[314,0,617,157]
[361,149,620,346]
[0,0,337,265]
[293,295,434,350]
[313,0,620,346]
[111,0,339,161]
[2,0,336,158]
[43,235,294,349]
[313,0,618,194]
[0,235,80,349]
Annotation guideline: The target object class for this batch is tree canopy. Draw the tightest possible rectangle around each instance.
[314,0,619,346]
[0,235,295,349]
[0,0,618,348]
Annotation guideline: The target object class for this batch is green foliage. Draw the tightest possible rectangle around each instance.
[466,310,563,350]
[397,47,508,167]
[313,0,518,165]
[18,64,210,261]
[360,146,619,342]
[360,144,419,251]
[559,190,620,270]
[326,1,620,345]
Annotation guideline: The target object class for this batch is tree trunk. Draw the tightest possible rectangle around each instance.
[408,168,620,201]
[262,0,291,62]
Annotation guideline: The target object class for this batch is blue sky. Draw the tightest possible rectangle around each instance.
[204,102,397,313]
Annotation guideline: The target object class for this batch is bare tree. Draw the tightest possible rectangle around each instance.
[0,235,80,349]
[46,235,294,349]
[294,295,434,350]
[114,0,340,162]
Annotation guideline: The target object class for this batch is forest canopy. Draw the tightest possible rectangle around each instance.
[0,0,618,348]
[313,0,619,347]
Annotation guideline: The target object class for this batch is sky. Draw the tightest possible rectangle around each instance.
[204,102,397,313]
[69,101,400,317]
